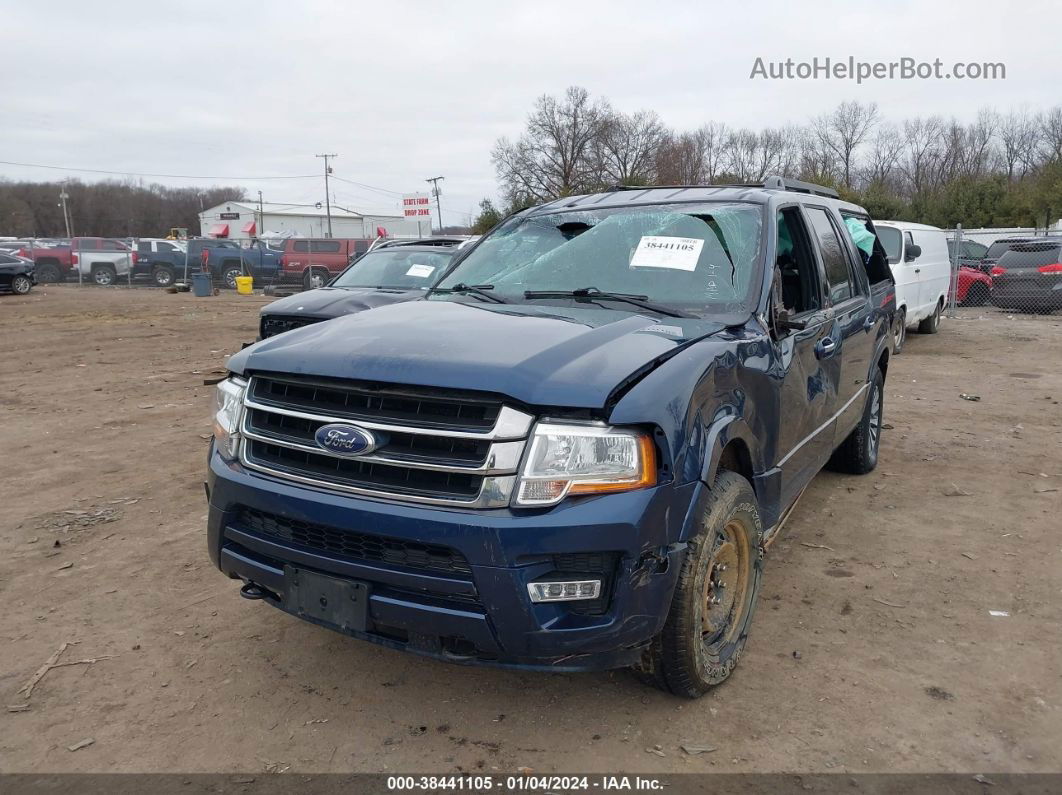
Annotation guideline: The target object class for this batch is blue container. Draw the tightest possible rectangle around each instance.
[192,272,212,297]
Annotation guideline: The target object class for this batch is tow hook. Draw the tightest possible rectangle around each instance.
[240,582,277,601]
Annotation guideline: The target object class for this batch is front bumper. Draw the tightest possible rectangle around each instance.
[207,445,692,671]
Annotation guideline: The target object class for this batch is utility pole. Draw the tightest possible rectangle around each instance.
[316,153,338,237]
[425,176,444,233]
[59,182,72,238]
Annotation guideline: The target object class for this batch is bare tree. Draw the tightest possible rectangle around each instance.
[1039,106,1062,164]
[811,101,880,189]
[998,109,1041,180]
[861,124,905,187]
[597,109,667,185]
[899,116,945,194]
[491,86,611,204]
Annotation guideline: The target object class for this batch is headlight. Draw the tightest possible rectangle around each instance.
[513,422,656,507]
[213,376,247,459]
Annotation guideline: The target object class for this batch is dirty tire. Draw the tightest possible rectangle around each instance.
[892,308,906,354]
[634,471,763,698]
[35,262,62,283]
[11,274,33,294]
[828,366,884,475]
[153,265,176,287]
[917,301,941,334]
[92,264,116,286]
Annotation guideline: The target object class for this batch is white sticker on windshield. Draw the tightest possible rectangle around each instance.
[405,264,435,278]
[629,236,704,271]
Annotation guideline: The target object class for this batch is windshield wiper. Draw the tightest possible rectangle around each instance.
[432,283,508,304]
[522,287,692,318]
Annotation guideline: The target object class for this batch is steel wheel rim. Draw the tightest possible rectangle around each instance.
[701,519,751,649]
[96,271,112,285]
[155,270,170,285]
[310,273,325,288]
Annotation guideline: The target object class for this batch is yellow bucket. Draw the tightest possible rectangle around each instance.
[235,276,253,295]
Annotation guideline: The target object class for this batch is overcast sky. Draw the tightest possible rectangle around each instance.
[2,0,1058,227]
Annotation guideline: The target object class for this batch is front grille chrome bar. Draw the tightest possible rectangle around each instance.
[238,377,532,508]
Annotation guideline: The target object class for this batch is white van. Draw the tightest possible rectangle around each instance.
[872,221,950,353]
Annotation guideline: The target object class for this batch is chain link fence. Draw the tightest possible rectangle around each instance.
[945,225,1062,318]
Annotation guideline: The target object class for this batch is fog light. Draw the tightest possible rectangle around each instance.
[527,579,601,603]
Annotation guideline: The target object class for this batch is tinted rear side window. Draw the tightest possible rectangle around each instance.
[997,245,1062,269]
[312,241,341,253]
[805,207,853,303]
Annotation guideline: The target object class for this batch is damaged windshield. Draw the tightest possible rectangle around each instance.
[432,202,764,316]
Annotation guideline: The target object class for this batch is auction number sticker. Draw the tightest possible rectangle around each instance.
[629,236,703,271]
[405,264,436,278]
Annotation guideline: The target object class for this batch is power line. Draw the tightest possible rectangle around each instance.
[329,174,404,197]
[0,159,320,181]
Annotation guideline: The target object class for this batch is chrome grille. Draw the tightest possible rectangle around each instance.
[239,374,532,507]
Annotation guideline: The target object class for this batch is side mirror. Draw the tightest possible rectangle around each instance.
[773,306,807,334]
[904,244,922,262]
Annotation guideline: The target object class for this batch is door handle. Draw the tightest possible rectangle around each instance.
[815,337,837,359]
[862,314,875,331]
[914,268,921,273]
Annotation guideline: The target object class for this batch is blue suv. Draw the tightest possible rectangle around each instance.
[206,178,895,696]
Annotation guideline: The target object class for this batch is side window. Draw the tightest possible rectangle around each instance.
[158,241,176,252]
[776,207,822,315]
[312,241,341,254]
[293,240,310,253]
[805,208,853,304]
[0,253,14,264]
[137,242,152,253]
[354,241,369,255]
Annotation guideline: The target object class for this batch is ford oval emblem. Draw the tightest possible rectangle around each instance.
[314,423,379,457]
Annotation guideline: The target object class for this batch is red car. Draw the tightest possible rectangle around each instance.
[954,264,992,306]
[276,238,375,289]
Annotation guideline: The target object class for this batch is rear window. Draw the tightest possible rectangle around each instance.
[997,245,1062,269]
[985,240,1027,259]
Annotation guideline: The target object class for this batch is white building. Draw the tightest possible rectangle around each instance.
[198,201,425,241]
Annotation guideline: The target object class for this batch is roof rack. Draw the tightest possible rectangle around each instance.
[605,176,839,199]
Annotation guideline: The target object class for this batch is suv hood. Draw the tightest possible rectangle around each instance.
[261,286,424,319]
[230,299,730,408]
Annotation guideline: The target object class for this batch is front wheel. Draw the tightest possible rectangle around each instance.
[92,264,116,286]
[892,308,906,354]
[11,274,33,295]
[633,471,763,698]
[917,301,941,334]
[828,367,884,475]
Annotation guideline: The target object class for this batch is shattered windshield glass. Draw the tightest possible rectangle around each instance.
[433,202,764,315]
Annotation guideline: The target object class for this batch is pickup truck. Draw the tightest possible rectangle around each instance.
[133,238,187,287]
[206,177,895,697]
[203,240,283,289]
[275,238,375,290]
[17,237,136,284]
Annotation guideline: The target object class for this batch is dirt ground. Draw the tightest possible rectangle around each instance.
[0,286,1059,775]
